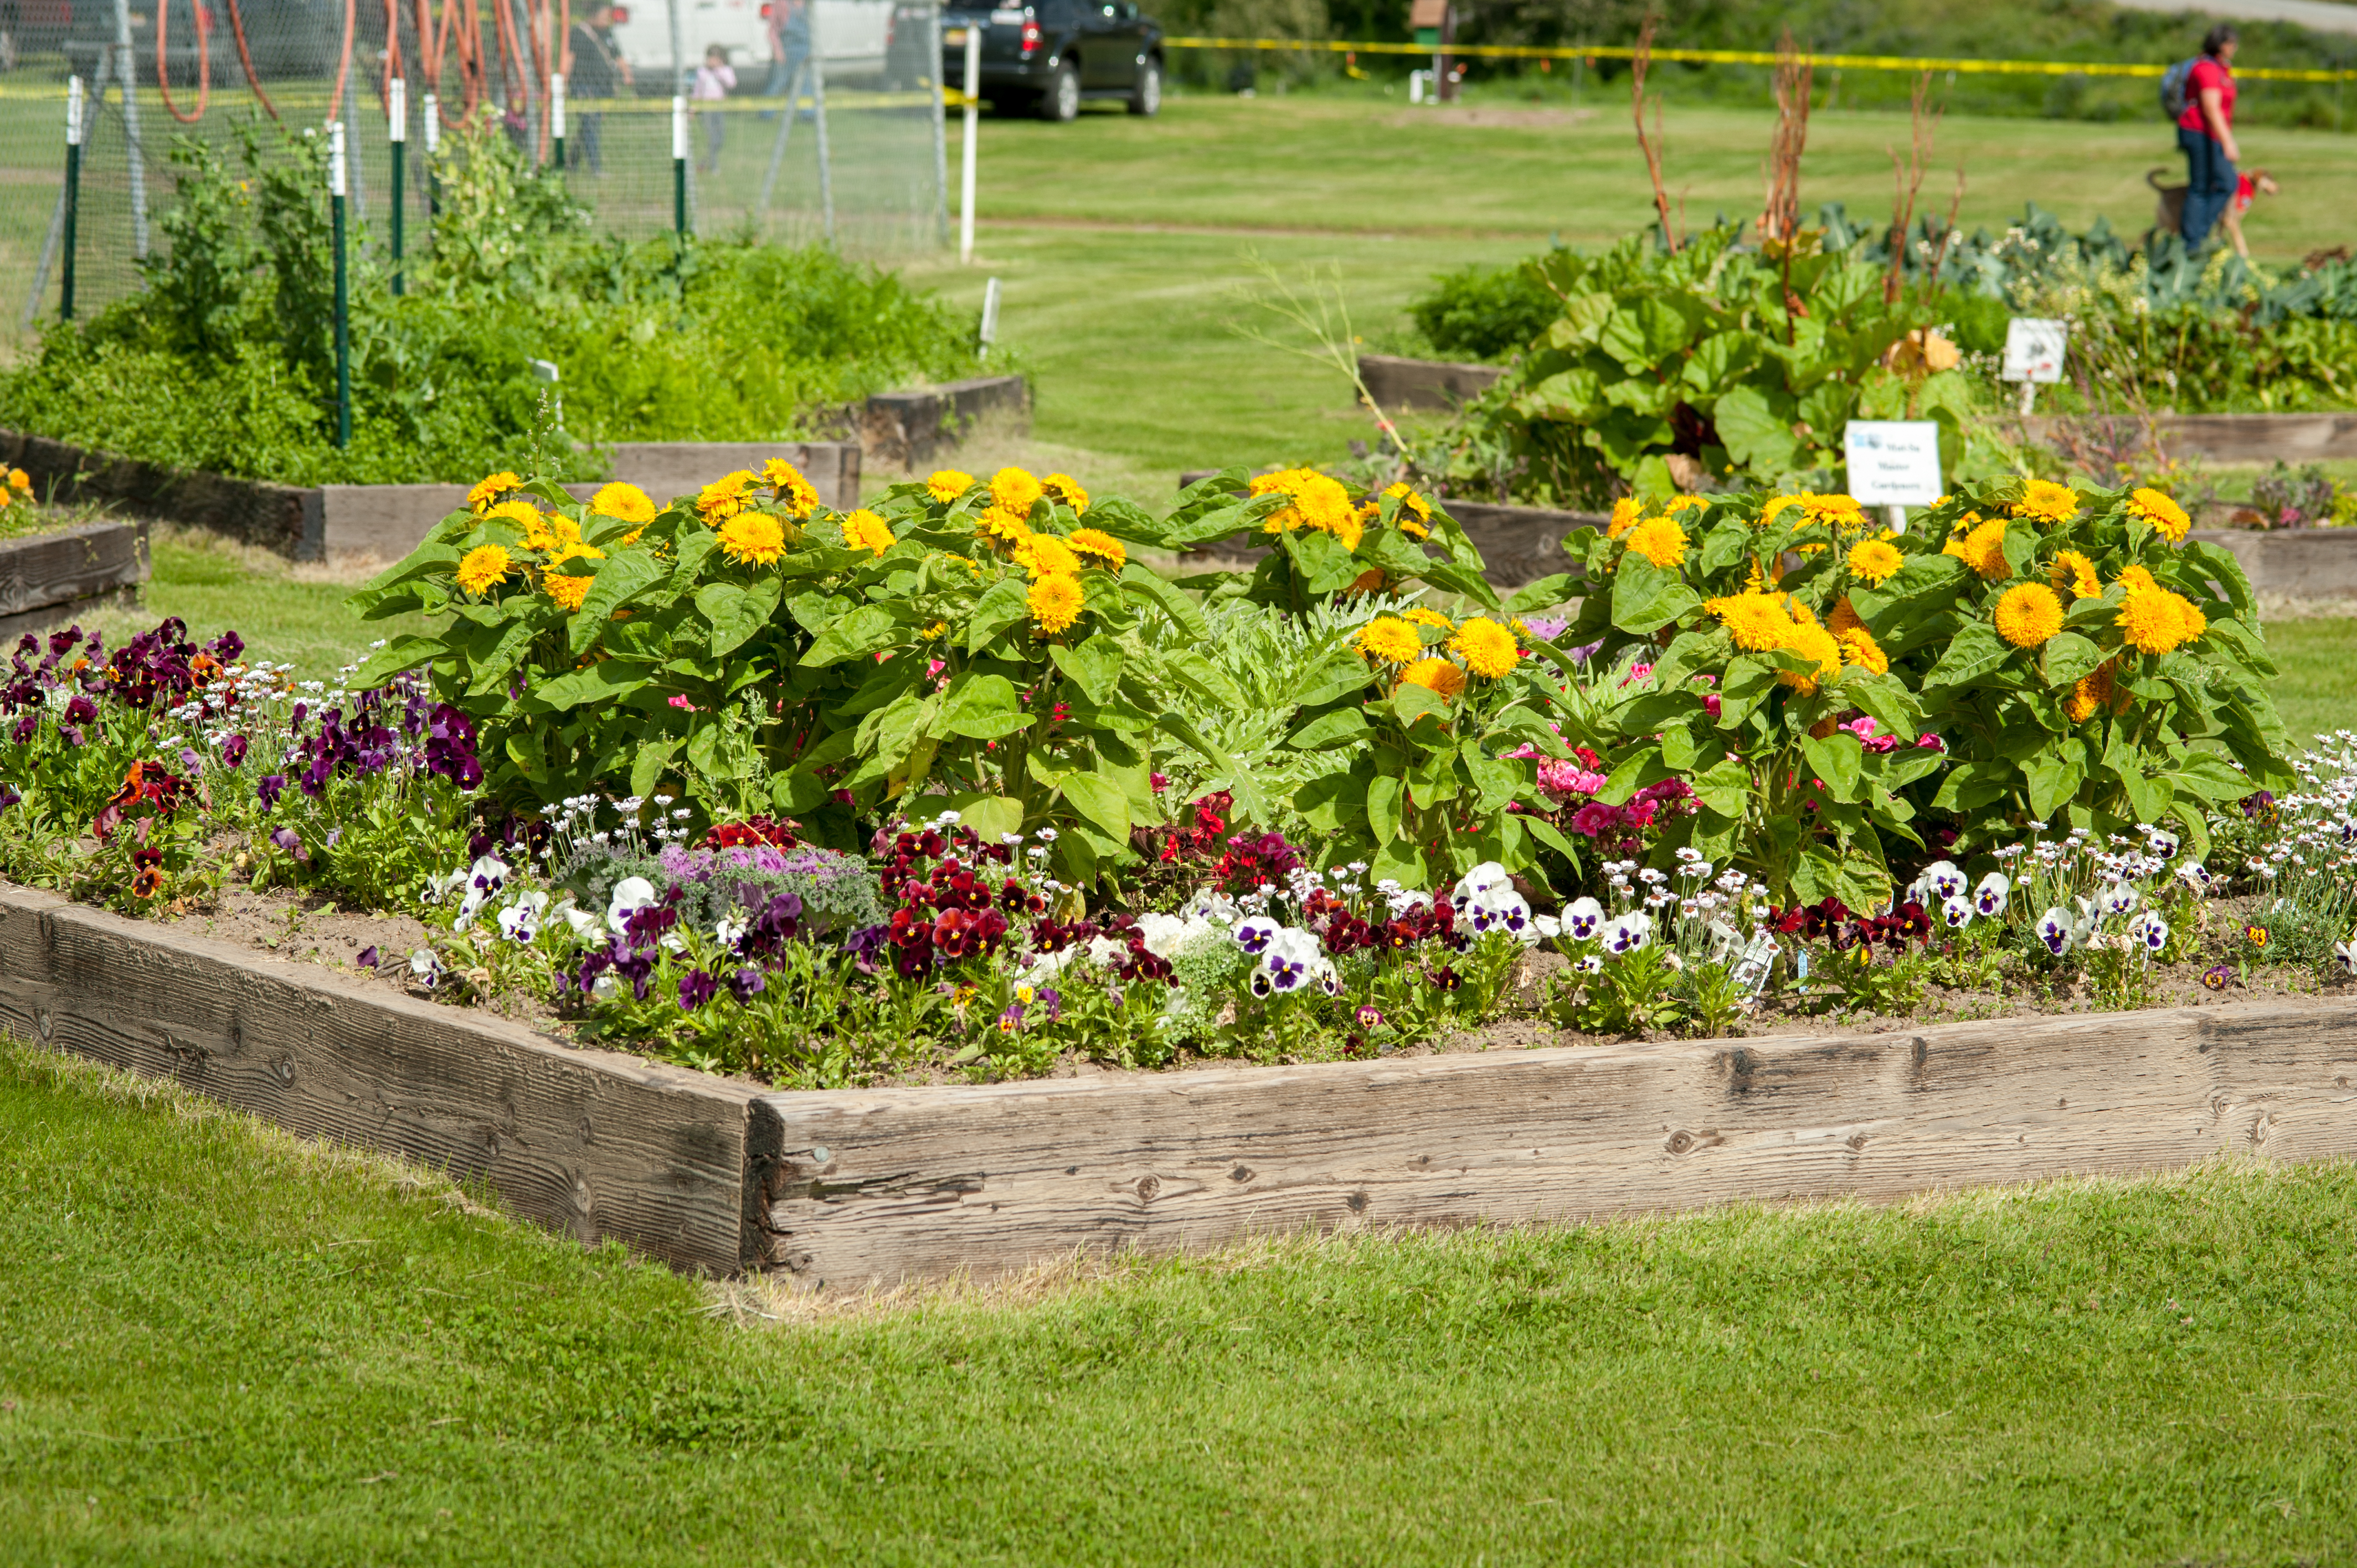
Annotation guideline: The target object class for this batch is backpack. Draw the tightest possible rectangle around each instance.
[2160,58,2198,121]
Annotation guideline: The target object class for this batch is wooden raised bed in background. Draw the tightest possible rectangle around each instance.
[0,518,150,640]
[0,373,1028,566]
[7,883,2353,1289]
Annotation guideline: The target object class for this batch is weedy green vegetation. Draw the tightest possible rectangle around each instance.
[0,119,977,488]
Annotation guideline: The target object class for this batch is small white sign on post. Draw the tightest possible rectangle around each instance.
[2002,316,2068,415]
[1843,420,1944,521]
[2001,317,2068,384]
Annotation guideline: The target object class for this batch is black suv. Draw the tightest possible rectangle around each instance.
[940,0,1163,121]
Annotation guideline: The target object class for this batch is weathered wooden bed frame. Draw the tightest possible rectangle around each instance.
[5,885,2350,1287]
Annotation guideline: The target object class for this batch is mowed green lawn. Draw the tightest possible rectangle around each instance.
[7,1036,2357,1566]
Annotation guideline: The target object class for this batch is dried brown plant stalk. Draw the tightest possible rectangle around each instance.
[1927,163,1967,302]
[1630,15,1678,251]
[1758,30,1812,245]
[1883,70,1948,305]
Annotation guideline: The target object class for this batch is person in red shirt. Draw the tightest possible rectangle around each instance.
[2176,24,2240,251]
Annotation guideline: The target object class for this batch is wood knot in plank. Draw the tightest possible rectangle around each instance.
[1229,1165,1254,1182]
[1345,1190,1368,1213]
[1664,1128,1722,1157]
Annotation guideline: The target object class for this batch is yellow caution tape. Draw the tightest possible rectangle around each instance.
[1164,35,2357,85]
[0,82,939,110]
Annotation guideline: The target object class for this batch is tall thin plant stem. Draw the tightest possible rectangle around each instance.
[1884,70,1946,305]
[1229,254,1410,462]
[1759,29,1811,247]
[1631,15,1677,252]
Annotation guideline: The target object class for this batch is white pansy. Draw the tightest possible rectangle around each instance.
[606,875,658,933]
[498,890,550,943]
[1973,871,2009,918]
[1452,861,1512,904]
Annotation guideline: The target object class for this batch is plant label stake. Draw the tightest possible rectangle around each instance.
[387,77,406,298]
[672,94,689,236]
[422,92,440,218]
[60,75,82,322]
[1729,932,1779,1000]
[958,22,980,264]
[550,73,567,173]
[2001,316,2068,417]
[1842,420,1943,528]
[979,276,1001,360]
[530,358,562,429]
[330,120,352,450]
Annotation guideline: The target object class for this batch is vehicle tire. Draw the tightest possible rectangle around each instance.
[1128,56,1161,116]
[1037,59,1080,121]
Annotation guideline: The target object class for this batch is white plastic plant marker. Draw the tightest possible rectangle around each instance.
[2003,316,2068,415]
[1843,420,1943,522]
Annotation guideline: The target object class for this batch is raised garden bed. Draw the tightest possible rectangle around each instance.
[8,880,2351,1287]
[2029,412,2357,466]
[3,464,2346,1293]
[1,429,860,565]
[2188,527,2357,601]
[1357,353,1506,412]
[0,372,1030,564]
[0,517,150,639]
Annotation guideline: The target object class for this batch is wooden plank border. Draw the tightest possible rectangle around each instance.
[0,518,151,639]
[750,1002,2357,1290]
[4,879,2351,1286]
[0,886,770,1276]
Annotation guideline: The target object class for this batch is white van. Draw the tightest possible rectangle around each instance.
[606,0,902,85]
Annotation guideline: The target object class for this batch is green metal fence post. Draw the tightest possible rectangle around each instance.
[388,78,406,297]
[672,94,689,236]
[423,92,440,218]
[60,75,83,322]
[331,121,352,449]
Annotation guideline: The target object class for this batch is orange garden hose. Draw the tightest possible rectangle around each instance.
[222,0,280,118]
[155,0,212,123]
[326,0,357,124]
[383,0,404,114]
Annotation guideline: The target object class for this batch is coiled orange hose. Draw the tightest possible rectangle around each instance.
[155,0,213,123]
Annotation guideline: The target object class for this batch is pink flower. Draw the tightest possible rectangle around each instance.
[668,694,699,711]
[1151,772,1169,793]
[926,658,945,678]
[1843,716,1897,754]
[1535,759,1608,799]
[1569,801,1624,838]
[1704,693,1722,719]
[1916,732,1947,752]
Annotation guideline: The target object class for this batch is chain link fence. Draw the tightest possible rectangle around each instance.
[2,0,949,339]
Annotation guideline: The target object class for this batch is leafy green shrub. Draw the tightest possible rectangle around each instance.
[1422,222,1997,506]
[1543,477,2287,909]
[1407,261,1562,363]
[348,456,1592,891]
[0,117,978,486]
